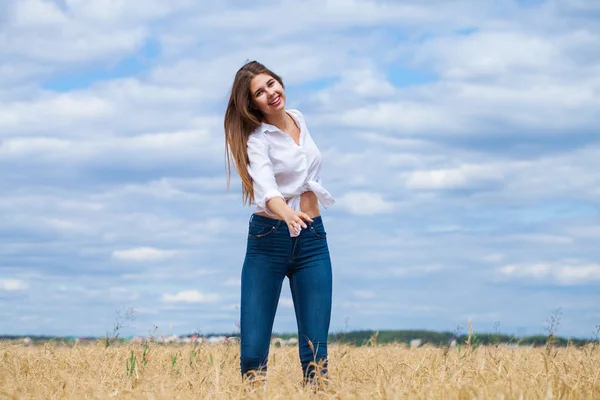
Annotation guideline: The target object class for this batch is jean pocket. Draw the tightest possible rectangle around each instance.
[248,223,277,238]
[309,224,327,239]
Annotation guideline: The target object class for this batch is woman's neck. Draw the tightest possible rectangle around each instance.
[264,110,291,131]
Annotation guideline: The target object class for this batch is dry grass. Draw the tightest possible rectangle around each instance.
[1,340,599,399]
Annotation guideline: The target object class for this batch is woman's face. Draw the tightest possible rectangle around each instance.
[249,73,285,117]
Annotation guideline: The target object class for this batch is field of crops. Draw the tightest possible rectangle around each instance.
[1,340,599,399]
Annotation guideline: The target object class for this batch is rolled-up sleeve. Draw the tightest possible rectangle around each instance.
[247,135,283,216]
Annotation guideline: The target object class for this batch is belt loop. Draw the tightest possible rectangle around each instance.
[249,214,254,223]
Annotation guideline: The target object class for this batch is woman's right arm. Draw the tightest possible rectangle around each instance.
[247,135,283,216]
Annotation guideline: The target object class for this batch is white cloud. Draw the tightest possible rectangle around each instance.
[11,0,68,28]
[499,145,600,200]
[40,217,94,235]
[331,100,467,135]
[315,15,600,137]
[500,263,549,278]
[279,297,293,308]
[1,279,29,291]
[0,92,114,135]
[1,0,195,65]
[413,32,561,79]
[112,247,178,262]
[499,261,600,284]
[312,66,397,108]
[336,191,395,215]
[0,130,216,169]
[162,290,220,303]
[94,178,229,203]
[406,164,504,190]
[555,265,600,284]
[323,77,600,137]
[188,1,453,32]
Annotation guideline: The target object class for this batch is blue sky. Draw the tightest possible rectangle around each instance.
[1,0,599,339]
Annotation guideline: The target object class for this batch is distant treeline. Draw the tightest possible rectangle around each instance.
[241,329,597,347]
[325,329,595,347]
[1,330,597,347]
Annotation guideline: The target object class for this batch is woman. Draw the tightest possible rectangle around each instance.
[224,60,335,385]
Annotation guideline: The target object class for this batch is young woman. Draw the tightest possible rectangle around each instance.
[224,60,335,385]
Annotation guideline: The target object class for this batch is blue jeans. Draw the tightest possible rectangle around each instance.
[240,213,332,382]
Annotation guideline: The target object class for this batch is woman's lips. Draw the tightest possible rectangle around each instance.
[269,96,281,107]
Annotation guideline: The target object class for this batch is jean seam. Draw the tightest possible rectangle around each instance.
[249,226,275,238]
[248,219,282,238]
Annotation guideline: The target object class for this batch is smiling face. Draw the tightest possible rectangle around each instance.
[249,73,286,118]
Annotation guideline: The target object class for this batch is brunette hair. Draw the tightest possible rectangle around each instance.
[224,60,284,205]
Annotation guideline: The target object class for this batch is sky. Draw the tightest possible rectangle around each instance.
[1,0,599,339]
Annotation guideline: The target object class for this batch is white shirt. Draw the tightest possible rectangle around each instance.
[247,109,335,236]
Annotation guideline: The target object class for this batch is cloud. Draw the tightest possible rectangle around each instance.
[1,130,215,168]
[112,247,178,262]
[279,297,294,308]
[499,261,600,285]
[314,13,600,138]
[406,164,504,190]
[311,67,397,109]
[1,279,29,291]
[0,92,114,135]
[1,0,197,65]
[412,31,561,79]
[500,263,549,278]
[161,290,220,303]
[336,191,395,215]
[187,1,454,33]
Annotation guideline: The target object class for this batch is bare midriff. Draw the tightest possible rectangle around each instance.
[255,191,320,219]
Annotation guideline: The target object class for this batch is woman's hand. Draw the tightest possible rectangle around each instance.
[266,197,314,234]
[282,210,313,235]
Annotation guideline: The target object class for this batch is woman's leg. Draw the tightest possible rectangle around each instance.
[239,215,291,379]
[289,217,333,383]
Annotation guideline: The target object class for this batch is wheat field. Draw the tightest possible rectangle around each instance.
[1,340,599,399]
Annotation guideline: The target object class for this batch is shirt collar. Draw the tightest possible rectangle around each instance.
[257,109,301,134]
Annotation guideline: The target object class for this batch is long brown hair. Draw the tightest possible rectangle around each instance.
[224,60,285,205]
